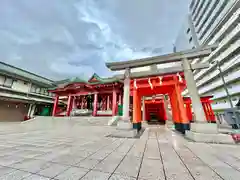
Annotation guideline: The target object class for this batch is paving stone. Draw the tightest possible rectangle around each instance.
[81,170,110,180]
[10,158,48,173]
[37,163,70,178]
[138,158,165,180]
[94,152,124,173]
[89,150,112,160]
[144,139,161,159]
[23,174,50,180]
[109,174,136,180]
[0,166,16,176]
[0,118,240,180]
[188,144,240,180]
[114,155,141,178]
[160,144,193,180]
[51,154,85,166]
[127,140,146,158]
[0,155,25,166]
[173,145,222,180]
[54,167,88,180]
[75,158,100,169]
[0,169,32,180]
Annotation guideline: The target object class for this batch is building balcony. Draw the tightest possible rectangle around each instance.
[200,0,237,42]
[196,0,218,33]
[193,7,239,65]
[196,55,240,87]
[198,0,227,40]
[194,38,240,81]
[212,102,231,110]
[199,69,240,95]
[212,84,240,100]
[194,0,212,28]
[209,8,240,44]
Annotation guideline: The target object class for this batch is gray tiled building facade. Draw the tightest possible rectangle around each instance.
[175,0,240,111]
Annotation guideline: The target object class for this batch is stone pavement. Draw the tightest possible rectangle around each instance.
[0,117,240,179]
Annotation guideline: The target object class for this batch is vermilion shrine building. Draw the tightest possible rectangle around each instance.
[49,72,216,132]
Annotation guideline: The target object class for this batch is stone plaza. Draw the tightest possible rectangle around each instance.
[0,117,239,180]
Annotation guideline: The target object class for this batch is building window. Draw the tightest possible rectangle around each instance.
[3,78,13,88]
[36,88,41,94]
[186,28,190,34]
[189,37,193,43]
[31,85,37,93]
[23,81,28,85]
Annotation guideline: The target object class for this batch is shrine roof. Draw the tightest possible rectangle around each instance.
[48,73,122,91]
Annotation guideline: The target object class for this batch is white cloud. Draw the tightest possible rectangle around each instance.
[0,0,190,80]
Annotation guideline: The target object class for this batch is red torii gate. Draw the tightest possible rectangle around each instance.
[129,72,215,132]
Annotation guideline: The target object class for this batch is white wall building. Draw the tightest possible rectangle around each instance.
[175,0,240,112]
[0,61,55,121]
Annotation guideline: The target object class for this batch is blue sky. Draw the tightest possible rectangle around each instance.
[0,0,190,80]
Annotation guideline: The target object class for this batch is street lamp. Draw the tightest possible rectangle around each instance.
[211,60,234,108]
[211,60,239,129]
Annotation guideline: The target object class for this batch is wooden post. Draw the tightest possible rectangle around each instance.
[185,103,193,122]
[173,83,190,132]
[107,95,110,110]
[133,89,142,130]
[169,91,180,125]
[93,93,98,116]
[202,103,209,122]
[66,96,72,116]
[52,95,59,116]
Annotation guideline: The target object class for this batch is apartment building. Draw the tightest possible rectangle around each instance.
[0,61,55,121]
[175,0,240,111]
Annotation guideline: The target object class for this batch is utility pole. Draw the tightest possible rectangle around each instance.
[215,61,233,108]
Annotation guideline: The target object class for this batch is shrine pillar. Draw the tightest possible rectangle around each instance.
[202,103,209,122]
[122,68,130,120]
[107,95,110,110]
[185,103,193,122]
[207,102,215,122]
[112,89,117,116]
[182,58,207,123]
[93,93,98,116]
[142,96,146,121]
[72,96,77,109]
[174,83,190,133]
[169,91,180,127]
[117,68,132,130]
[182,57,218,136]
[52,95,59,116]
[66,96,73,116]
[133,89,142,131]
[118,94,122,105]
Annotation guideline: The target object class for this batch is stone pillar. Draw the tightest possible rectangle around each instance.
[182,58,207,123]
[93,93,98,116]
[112,89,117,116]
[27,104,33,117]
[117,68,132,130]
[122,68,130,120]
[182,58,230,143]
[52,95,59,116]
[30,104,36,117]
